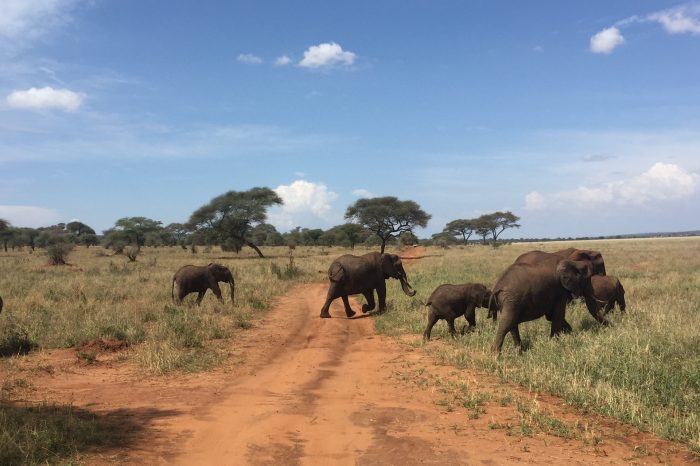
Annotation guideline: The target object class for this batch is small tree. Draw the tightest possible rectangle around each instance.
[0,219,13,252]
[443,219,477,244]
[345,196,431,253]
[188,187,283,258]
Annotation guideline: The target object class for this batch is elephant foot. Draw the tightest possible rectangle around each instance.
[320,311,331,318]
[361,304,372,313]
[345,309,356,318]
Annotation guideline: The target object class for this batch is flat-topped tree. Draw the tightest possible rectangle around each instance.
[345,196,430,254]
[444,219,477,244]
[188,187,282,258]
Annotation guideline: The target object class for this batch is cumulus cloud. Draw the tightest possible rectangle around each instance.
[351,188,374,198]
[590,27,625,54]
[269,180,338,229]
[274,55,292,66]
[525,163,698,210]
[0,205,60,227]
[299,42,356,69]
[237,53,263,65]
[6,86,84,111]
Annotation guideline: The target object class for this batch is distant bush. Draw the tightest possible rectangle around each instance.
[46,242,73,265]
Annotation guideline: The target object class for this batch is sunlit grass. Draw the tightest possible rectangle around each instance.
[375,238,700,450]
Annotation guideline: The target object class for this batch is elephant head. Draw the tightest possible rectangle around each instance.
[380,254,416,297]
[569,250,606,276]
[208,263,235,303]
[556,260,599,318]
[470,284,492,309]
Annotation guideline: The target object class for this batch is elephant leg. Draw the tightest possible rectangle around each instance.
[341,295,356,318]
[211,282,224,303]
[362,290,376,313]
[320,283,339,318]
[464,304,476,332]
[423,308,439,340]
[177,287,187,303]
[549,301,569,337]
[492,305,518,354]
[618,291,626,313]
[196,291,206,305]
[603,300,614,315]
[376,282,387,314]
[447,317,458,338]
[510,326,522,353]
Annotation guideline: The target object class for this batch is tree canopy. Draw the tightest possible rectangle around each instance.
[443,219,477,244]
[345,196,430,253]
[449,212,521,244]
[187,187,283,257]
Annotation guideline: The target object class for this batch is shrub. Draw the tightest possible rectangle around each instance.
[46,242,74,265]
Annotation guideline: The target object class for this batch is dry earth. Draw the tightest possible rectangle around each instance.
[2,249,697,465]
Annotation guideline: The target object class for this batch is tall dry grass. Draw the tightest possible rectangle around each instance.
[375,238,700,450]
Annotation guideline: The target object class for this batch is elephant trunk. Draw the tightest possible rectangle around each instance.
[582,279,608,325]
[399,275,416,297]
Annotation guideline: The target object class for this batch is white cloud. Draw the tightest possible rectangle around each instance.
[299,42,356,69]
[237,53,263,65]
[0,205,60,227]
[6,86,84,111]
[649,5,700,35]
[590,27,625,54]
[274,55,292,66]
[269,180,338,229]
[351,188,374,198]
[524,163,698,210]
[0,0,76,42]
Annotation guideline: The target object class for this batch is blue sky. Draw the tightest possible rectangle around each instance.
[1,1,699,238]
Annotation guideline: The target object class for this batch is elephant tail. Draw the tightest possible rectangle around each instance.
[487,290,501,320]
[328,262,345,282]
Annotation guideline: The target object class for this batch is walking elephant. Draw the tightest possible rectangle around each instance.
[319,252,416,318]
[490,259,602,354]
[591,275,626,314]
[423,283,492,340]
[172,263,235,305]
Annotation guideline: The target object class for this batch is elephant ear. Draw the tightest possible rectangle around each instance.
[380,254,395,278]
[328,261,345,282]
[556,260,581,295]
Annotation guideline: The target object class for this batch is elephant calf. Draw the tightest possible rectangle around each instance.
[172,263,235,305]
[423,283,492,340]
[591,275,626,315]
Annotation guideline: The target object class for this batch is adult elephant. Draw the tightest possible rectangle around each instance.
[172,263,235,305]
[491,259,601,353]
[319,252,416,318]
[510,250,608,326]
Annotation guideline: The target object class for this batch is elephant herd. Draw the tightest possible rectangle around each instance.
[318,248,626,354]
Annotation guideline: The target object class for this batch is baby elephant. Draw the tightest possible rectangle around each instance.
[424,283,492,340]
[591,275,626,315]
[172,263,235,305]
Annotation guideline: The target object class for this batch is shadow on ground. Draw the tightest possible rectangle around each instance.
[0,401,180,465]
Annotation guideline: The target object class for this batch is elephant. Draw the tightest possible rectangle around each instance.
[0,295,3,313]
[591,275,626,315]
[172,263,235,305]
[319,252,416,318]
[423,283,493,340]
[490,259,602,354]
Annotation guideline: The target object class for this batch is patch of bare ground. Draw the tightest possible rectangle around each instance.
[1,278,696,465]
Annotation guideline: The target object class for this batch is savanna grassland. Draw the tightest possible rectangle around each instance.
[375,237,700,451]
[1,238,699,464]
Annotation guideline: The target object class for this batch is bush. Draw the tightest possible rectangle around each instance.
[46,242,73,265]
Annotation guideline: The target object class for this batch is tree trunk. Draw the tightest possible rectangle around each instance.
[380,240,386,254]
[245,240,265,258]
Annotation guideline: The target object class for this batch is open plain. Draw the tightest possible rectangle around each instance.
[1,238,699,464]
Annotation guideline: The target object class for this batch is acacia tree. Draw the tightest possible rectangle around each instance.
[483,211,521,242]
[443,219,477,244]
[188,187,283,258]
[0,219,11,252]
[66,221,96,237]
[345,196,431,253]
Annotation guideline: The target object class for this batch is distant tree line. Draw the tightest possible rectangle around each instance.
[0,187,522,259]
